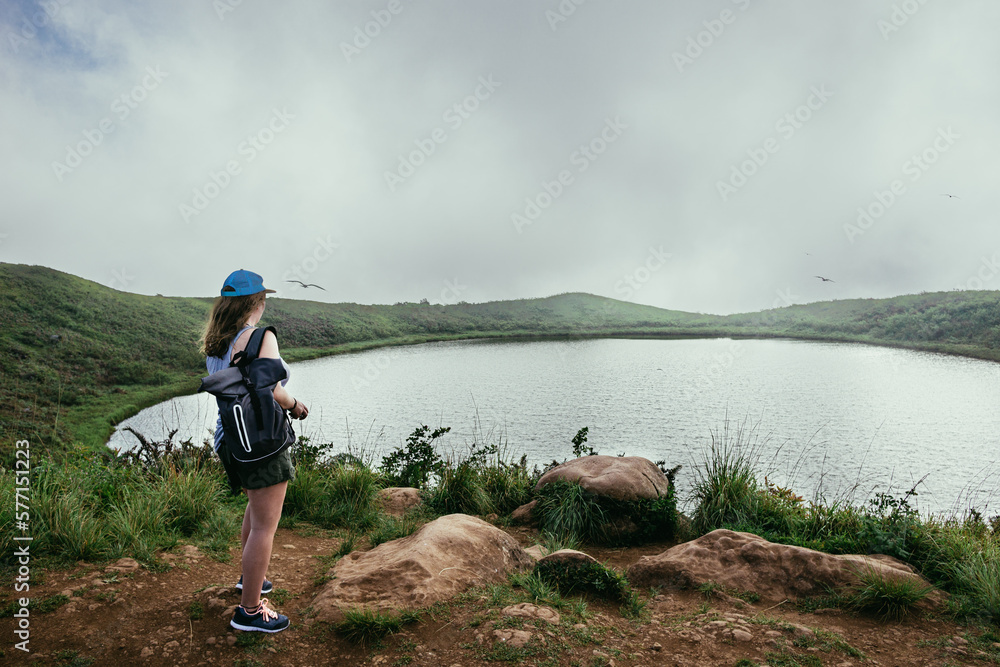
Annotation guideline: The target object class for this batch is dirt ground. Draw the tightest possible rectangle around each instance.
[1,523,997,667]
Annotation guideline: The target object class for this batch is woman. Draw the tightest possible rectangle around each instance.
[200,269,308,633]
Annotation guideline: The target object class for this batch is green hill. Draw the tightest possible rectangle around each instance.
[0,264,712,452]
[2,262,1000,456]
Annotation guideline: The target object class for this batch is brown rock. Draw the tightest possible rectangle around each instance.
[732,629,753,642]
[140,647,153,658]
[501,602,560,624]
[524,545,548,561]
[179,545,202,560]
[538,549,598,566]
[311,514,534,623]
[377,487,423,516]
[627,529,934,601]
[105,557,141,575]
[493,629,532,648]
[535,455,671,501]
[510,500,538,525]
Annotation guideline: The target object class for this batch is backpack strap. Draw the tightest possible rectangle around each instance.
[231,326,278,431]
[231,326,275,368]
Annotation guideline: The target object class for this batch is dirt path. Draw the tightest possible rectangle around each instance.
[1,524,996,666]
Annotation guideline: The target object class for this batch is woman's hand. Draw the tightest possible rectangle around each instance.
[290,400,309,420]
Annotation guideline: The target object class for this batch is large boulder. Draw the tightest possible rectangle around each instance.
[627,529,933,601]
[377,487,423,516]
[535,455,670,501]
[311,514,534,623]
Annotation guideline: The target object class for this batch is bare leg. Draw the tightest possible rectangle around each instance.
[240,481,287,609]
[240,500,251,551]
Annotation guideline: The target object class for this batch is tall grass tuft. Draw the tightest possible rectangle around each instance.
[845,564,932,621]
[285,463,379,531]
[367,514,419,548]
[34,488,107,562]
[336,608,420,644]
[948,541,1000,623]
[534,480,607,544]
[427,462,493,516]
[480,458,535,516]
[105,482,169,561]
[154,469,222,535]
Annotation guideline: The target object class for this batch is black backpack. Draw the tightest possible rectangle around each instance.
[199,326,295,463]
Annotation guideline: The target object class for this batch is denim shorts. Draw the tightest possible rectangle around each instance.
[217,444,295,491]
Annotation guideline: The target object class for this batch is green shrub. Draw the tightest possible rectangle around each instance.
[534,558,631,603]
[629,490,678,543]
[379,425,448,488]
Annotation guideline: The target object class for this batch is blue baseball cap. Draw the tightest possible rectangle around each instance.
[220,269,276,297]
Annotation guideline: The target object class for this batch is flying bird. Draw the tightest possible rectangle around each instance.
[814,275,835,283]
[941,193,960,199]
[286,280,326,290]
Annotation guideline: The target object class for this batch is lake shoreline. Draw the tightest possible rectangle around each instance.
[100,328,1000,454]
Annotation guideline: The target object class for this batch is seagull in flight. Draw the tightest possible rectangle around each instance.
[286,279,326,290]
[941,193,960,199]
[814,275,835,283]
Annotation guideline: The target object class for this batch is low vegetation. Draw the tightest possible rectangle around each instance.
[687,417,1000,625]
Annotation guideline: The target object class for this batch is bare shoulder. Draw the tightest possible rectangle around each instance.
[259,328,280,359]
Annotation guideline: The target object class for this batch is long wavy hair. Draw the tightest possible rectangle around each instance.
[199,292,267,358]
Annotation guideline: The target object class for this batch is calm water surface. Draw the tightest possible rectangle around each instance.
[108,338,1000,515]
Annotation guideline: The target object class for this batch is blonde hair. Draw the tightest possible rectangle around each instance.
[199,292,266,357]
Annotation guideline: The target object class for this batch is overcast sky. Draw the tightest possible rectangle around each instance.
[1,0,997,314]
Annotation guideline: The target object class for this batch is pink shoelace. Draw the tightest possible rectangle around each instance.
[242,597,277,622]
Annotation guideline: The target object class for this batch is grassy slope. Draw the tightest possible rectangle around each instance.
[2,262,1000,454]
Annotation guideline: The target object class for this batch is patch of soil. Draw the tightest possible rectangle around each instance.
[1,523,995,666]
